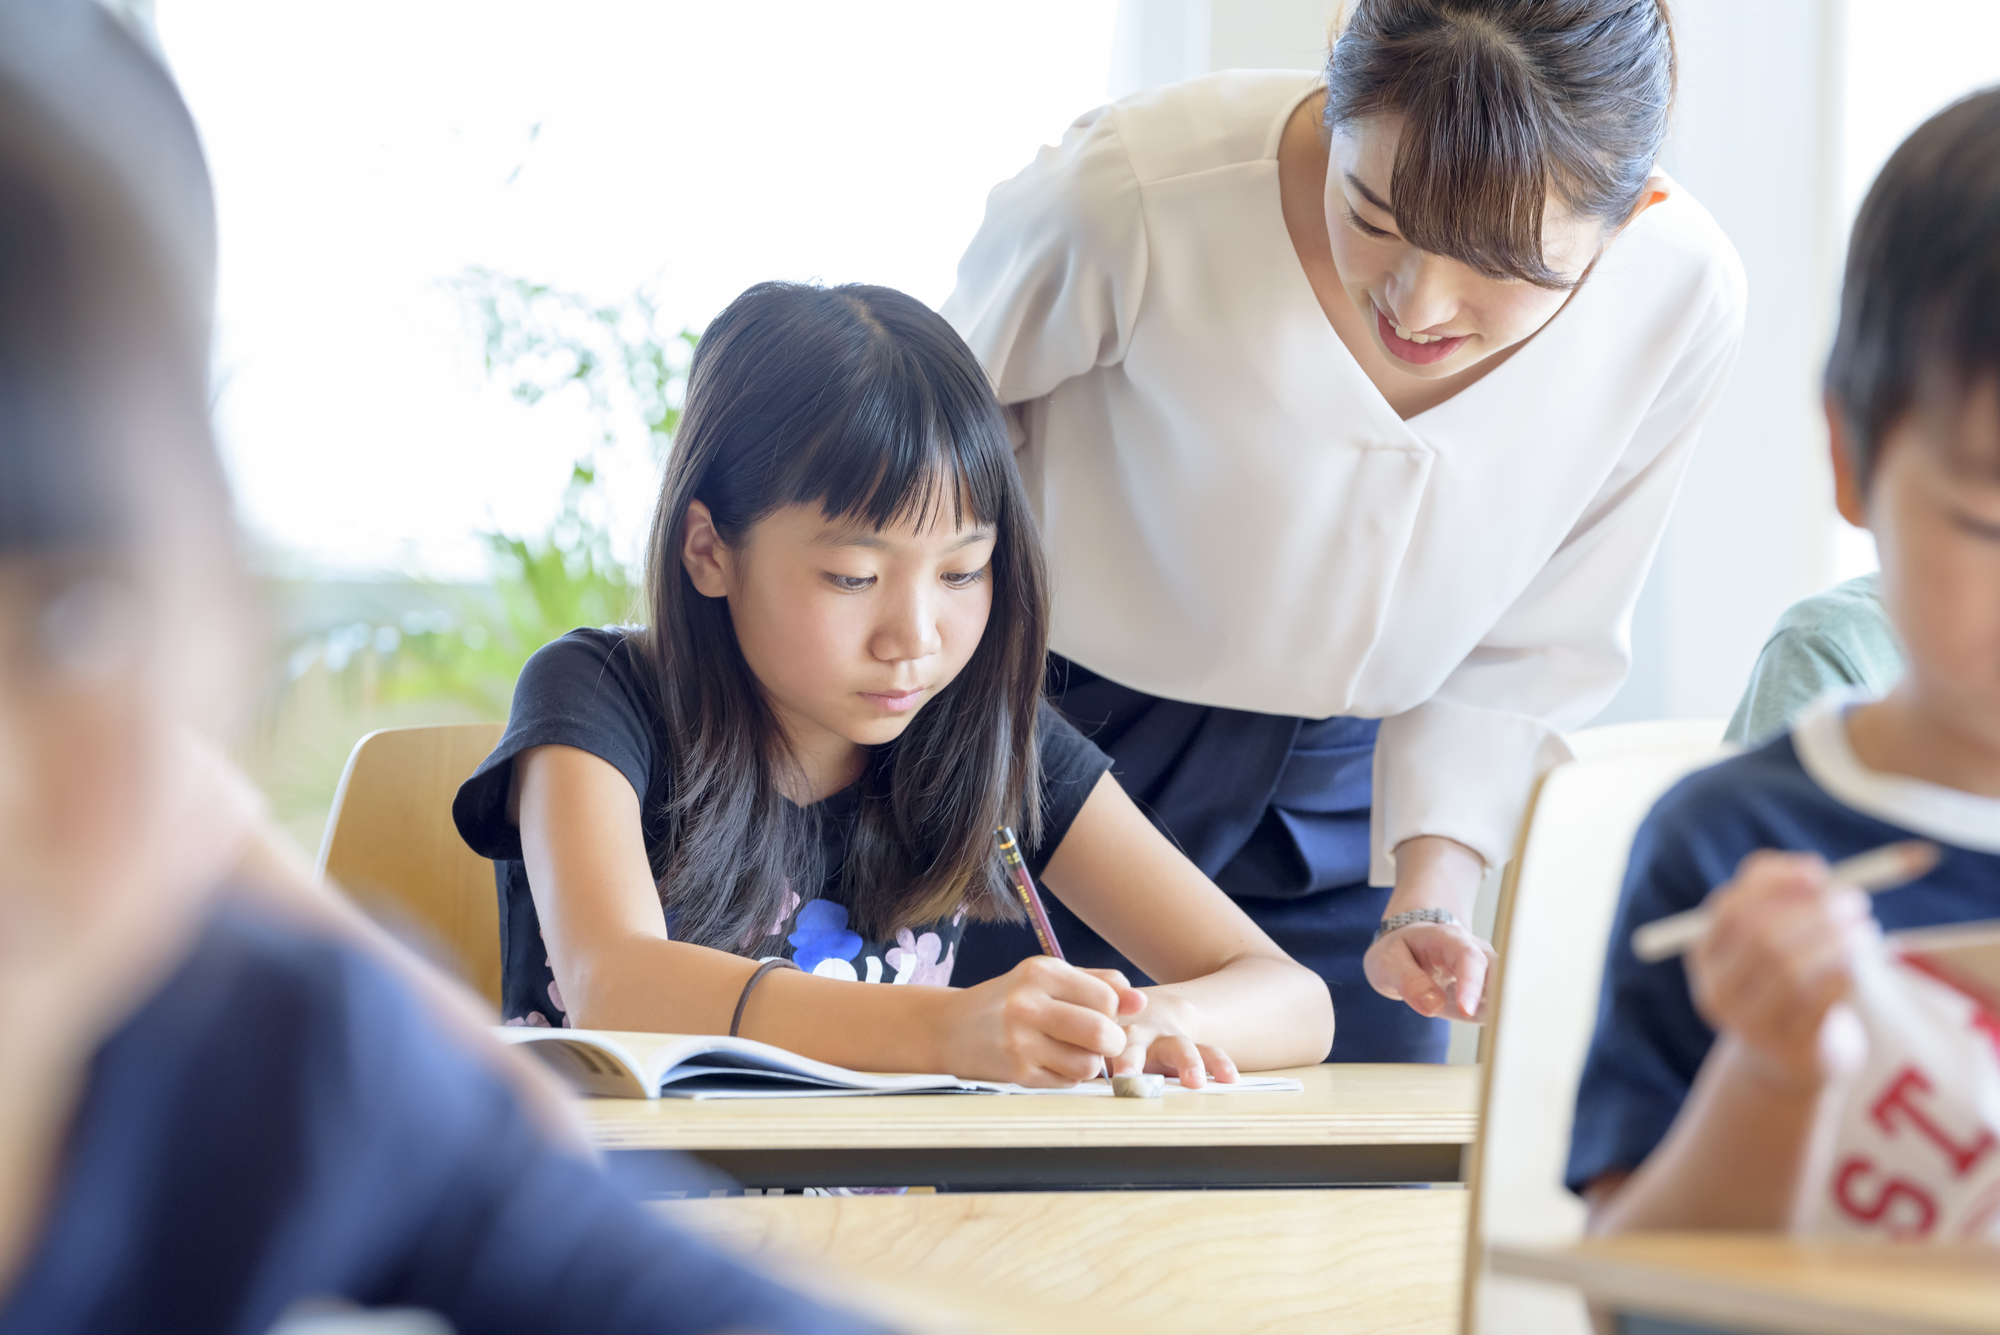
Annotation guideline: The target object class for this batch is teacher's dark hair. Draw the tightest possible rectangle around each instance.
[1325,0,1676,289]
[636,281,1046,952]
[1824,88,2000,488]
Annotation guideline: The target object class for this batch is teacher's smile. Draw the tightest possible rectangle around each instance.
[1372,302,1468,365]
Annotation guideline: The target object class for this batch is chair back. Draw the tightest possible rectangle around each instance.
[316,723,507,1006]
[1463,720,1731,1335]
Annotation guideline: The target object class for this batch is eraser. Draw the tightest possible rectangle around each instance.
[1112,1074,1166,1099]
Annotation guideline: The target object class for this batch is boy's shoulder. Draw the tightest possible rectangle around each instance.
[1640,729,1832,860]
[1634,695,2000,922]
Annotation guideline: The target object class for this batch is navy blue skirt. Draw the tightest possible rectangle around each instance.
[954,656,1448,1063]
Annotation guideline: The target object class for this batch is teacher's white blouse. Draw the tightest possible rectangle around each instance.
[942,71,1746,881]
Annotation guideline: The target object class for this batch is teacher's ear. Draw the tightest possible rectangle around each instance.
[1622,173,1672,228]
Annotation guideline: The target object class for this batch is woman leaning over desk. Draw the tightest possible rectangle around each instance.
[942,0,1745,1060]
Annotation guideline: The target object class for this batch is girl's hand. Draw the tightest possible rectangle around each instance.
[1364,919,1497,1022]
[1687,851,1876,1092]
[938,957,1144,1087]
[1110,991,1240,1089]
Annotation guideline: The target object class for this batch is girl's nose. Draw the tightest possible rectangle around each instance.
[872,587,942,663]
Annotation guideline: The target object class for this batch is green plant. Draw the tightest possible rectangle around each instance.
[241,273,697,849]
[374,271,699,711]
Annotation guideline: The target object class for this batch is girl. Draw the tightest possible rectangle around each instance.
[453,281,1335,1086]
[942,0,1745,1061]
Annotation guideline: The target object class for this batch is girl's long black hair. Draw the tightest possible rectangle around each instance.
[635,282,1048,952]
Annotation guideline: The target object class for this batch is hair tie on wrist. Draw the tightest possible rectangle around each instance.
[730,958,802,1038]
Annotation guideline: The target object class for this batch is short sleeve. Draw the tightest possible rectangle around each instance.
[1565,775,1747,1194]
[1026,700,1113,876]
[940,102,1149,413]
[453,629,661,863]
[1723,581,1906,747]
[1724,628,1869,747]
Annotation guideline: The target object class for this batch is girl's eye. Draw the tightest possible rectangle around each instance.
[1343,207,1395,241]
[826,574,876,592]
[942,569,988,590]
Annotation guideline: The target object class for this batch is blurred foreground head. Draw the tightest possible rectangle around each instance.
[0,0,243,912]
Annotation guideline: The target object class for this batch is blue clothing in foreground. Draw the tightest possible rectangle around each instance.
[1567,698,2000,1196]
[0,903,871,1335]
[953,655,1442,1063]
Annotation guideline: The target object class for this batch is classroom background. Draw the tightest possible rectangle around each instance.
[116,0,1983,866]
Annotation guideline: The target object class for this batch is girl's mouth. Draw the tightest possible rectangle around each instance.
[1375,304,1468,366]
[859,688,925,713]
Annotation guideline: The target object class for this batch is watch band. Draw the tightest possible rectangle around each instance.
[1374,908,1460,943]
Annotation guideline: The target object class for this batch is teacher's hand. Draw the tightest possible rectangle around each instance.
[1367,834,1494,1022]
[1364,920,1497,1022]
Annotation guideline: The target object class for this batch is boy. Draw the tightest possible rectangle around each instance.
[1570,88,2000,1232]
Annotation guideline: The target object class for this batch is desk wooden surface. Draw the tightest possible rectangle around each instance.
[580,1062,1478,1151]
[1492,1234,2000,1335]
[670,1187,1467,1335]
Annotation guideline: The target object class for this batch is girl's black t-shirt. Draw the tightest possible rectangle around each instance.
[452,628,1113,1028]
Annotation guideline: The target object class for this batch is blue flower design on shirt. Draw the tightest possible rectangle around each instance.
[787,899,862,974]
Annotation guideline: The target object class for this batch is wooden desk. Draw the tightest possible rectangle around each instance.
[583,1062,1478,1190]
[673,1187,1466,1335]
[1492,1235,2000,1335]
[591,1064,1476,1333]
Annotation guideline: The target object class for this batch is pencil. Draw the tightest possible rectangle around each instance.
[996,826,1066,962]
[1631,839,1941,964]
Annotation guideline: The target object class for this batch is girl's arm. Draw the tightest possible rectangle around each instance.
[512,744,1138,1085]
[1039,773,1337,1080]
[1585,851,1869,1232]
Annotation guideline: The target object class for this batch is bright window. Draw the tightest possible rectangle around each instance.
[159,1,1120,577]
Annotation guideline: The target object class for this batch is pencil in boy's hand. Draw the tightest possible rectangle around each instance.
[996,826,1066,962]
[1630,839,1941,964]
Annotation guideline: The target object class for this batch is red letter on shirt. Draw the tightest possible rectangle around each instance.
[1973,1009,2000,1063]
[1833,1157,1937,1238]
[1870,1066,1997,1177]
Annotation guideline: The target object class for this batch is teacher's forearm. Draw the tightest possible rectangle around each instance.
[1385,834,1485,920]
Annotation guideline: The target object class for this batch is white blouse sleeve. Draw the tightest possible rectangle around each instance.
[940,104,1149,412]
[1369,287,1747,882]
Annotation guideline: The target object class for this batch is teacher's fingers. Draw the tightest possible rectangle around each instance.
[1443,936,1492,1022]
[1371,935,1447,1016]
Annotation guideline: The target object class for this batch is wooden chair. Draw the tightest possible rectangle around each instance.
[1462,720,1732,1335]
[316,722,507,1007]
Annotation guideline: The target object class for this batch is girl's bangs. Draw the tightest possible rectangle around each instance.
[783,372,1009,536]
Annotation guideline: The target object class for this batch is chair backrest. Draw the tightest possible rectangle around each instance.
[316,723,507,1007]
[1463,719,1731,1335]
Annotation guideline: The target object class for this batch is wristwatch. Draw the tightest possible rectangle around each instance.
[1374,908,1460,942]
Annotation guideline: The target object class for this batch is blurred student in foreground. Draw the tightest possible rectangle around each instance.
[1568,89,2000,1232]
[0,6,868,1332]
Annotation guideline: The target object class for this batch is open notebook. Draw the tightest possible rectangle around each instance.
[497,1027,1305,1100]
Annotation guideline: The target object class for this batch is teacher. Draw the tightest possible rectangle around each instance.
[941,0,1744,1060]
